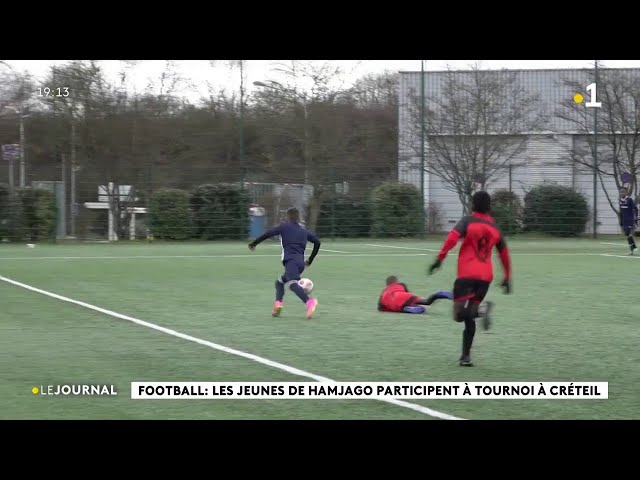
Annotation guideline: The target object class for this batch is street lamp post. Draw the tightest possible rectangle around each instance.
[1,106,29,190]
[420,60,426,235]
[239,61,245,190]
[19,106,25,187]
[593,59,599,239]
[302,101,309,185]
[70,113,77,237]
[9,149,15,191]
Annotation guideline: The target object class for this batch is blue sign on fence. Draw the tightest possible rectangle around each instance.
[1,144,19,161]
[621,172,633,184]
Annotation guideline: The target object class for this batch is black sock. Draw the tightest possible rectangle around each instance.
[628,235,636,249]
[275,277,285,302]
[420,292,450,306]
[462,318,476,357]
[289,283,309,303]
[422,295,436,306]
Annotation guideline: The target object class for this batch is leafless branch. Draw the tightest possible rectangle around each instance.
[404,66,547,212]
[557,69,640,215]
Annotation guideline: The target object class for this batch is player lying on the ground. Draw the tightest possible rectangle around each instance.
[619,187,637,255]
[248,207,320,319]
[377,276,454,314]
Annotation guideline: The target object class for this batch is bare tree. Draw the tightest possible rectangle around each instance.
[404,65,547,213]
[350,71,398,108]
[557,68,640,216]
[0,66,25,112]
[45,61,106,236]
[253,61,353,230]
[142,61,194,115]
[0,64,41,192]
[1,61,402,240]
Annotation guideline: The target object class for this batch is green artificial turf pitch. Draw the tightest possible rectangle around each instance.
[1,238,638,420]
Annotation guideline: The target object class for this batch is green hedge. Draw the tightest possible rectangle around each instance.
[149,188,193,240]
[13,187,57,241]
[491,189,523,235]
[369,182,423,238]
[313,197,371,238]
[523,184,589,236]
[191,184,250,240]
[0,185,34,242]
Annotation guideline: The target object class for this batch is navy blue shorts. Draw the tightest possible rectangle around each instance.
[282,258,305,282]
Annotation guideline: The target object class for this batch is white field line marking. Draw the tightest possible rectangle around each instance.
[0,252,620,261]
[0,253,431,261]
[365,244,440,252]
[509,253,601,256]
[600,242,627,247]
[362,245,612,257]
[599,253,640,259]
[0,274,463,421]
[267,245,350,254]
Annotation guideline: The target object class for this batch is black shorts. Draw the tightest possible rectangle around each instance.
[453,278,490,304]
[282,258,305,282]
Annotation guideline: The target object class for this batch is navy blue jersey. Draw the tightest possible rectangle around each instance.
[619,196,638,227]
[252,221,321,264]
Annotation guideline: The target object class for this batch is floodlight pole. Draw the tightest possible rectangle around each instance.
[239,60,245,190]
[420,60,426,234]
[593,60,599,239]
[19,104,25,187]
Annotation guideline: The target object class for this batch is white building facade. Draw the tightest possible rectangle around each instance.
[398,68,640,234]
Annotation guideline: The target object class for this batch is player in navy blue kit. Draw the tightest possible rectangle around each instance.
[248,207,321,319]
[619,188,637,255]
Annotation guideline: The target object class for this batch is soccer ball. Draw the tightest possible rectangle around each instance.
[298,278,314,294]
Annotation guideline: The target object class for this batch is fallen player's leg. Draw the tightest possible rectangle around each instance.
[419,291,453,305]
[402,291,453,313]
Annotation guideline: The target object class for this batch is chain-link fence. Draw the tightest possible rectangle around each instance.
[0,168,626,242]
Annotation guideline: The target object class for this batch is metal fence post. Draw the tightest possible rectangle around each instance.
[593,60,599,239]
[420,60,426,235]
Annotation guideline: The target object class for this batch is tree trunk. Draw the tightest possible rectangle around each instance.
[459,180,473,215]
[307,185,324,232]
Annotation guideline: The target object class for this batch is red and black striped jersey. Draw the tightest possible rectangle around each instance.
[436,212,511,283]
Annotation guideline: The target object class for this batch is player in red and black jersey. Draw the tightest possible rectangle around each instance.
[377,276,452,314]
[428,191,512,367]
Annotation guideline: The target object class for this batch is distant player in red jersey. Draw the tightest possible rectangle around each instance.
[428,191,512,367]
[377,276,453,314]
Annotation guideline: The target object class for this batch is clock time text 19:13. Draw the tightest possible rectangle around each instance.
[38,87,69,97]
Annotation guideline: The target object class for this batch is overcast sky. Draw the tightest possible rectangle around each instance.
[4,60,640,103]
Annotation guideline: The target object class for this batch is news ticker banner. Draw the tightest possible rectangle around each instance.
[131,382,608,400]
